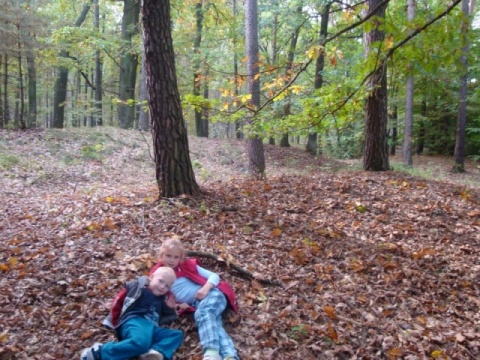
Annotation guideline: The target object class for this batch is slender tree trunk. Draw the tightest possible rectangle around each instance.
[280,3,303,148]
[52,1,93,128]
[363,0,390,171]
[389,105,398,155]
[4,54,11,127]
[201,65,209,137]
[84,70,88,126]
[307,2,332,155]
[268,0,279,146]
[72,71,79,128]
[118,0,140,129]
[416,99,426,154]
[194,2,207,137]
[245,0,266,178]
[94,0,103,126]
[22,31,37,128]
[142,0,199,197]
[17,42,26,129]
[453,0,473,172]
[403,0,415,166]
[233,0,243,139]
[138,49,150,131]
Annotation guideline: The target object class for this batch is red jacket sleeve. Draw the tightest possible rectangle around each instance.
[110,287,127,327]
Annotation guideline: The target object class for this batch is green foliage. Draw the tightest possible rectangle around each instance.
[192,159,203,169]
[0,153,19,170]
[80,144,104,161]
[287,324,309,340]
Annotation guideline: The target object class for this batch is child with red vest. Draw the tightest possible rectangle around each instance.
[150,238,238,360]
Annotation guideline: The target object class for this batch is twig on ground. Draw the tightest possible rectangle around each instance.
[186,250,283,287]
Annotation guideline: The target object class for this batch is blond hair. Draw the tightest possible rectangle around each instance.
[159,237,186,261]
[151,266,176,284]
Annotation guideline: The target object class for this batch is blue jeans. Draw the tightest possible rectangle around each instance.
[194,288,238,359]
[101,317,183,360]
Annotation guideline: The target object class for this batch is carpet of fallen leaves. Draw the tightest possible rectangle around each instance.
[0,128,479,360]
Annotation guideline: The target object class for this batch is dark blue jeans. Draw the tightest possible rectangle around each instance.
[101,317,183,360]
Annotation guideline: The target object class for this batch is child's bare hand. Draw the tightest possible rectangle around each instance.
[165,294,177,308]
[174,303,190,313]
[195,287,210,300]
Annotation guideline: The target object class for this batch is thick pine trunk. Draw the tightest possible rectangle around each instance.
[142,0,199,198]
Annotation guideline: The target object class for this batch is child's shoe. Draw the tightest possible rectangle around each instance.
[80,342,102,360]
[203,353,221,360]
[140,349,164,360]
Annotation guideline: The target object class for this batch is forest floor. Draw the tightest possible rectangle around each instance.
[0,127,479,360]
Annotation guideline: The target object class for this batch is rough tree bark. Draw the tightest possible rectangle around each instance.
[142,0,200,198]
[245,0,266,178]
[363,0,390,171]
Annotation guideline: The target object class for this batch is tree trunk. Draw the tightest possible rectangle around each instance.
[52,1,94,128]
[142,0,200,198]
[416,99,426,154]
[389,105,398,156]
[194,2,208,137]
[363,0,390,171]
[245,0,266,178]
[233,0,243,139]
[94,0,103,126]
[3,54,9,127]
[201,65,209,137]
[17,42,26,129]
[403,0,415,166]
[118,0,140,129]
[22,31,37,128]
[137,49,150,131]
[453,0,473,173]
[280,3,302,148]
[307,2,332,155]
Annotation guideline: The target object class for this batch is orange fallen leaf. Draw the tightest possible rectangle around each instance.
[323,306,337,320]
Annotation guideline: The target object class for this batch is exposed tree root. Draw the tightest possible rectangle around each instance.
[186,250,283,287]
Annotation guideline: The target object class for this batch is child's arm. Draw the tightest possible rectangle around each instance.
[195,266,220,300]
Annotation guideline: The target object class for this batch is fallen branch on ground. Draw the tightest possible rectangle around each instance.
[186,250,283,287]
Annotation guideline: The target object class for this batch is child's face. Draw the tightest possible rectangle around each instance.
[160,246,183,269]
[149,271,174,296]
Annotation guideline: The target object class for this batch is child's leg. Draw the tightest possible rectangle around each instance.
[101,317,153,360]
[150,327,184,360]
[216,315,238,359]
[194,288,227,353]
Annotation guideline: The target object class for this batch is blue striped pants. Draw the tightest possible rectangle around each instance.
[193,288,238,359]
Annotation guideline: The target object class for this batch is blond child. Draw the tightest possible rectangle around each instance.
[80,267,183,360]
[150,238,238,360]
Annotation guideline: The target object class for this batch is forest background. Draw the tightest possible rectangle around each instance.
[0,0,480,359]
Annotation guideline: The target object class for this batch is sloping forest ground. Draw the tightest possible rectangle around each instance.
[0,128,479,360]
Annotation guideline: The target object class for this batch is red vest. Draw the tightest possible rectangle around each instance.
[150,258,238,313]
